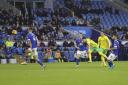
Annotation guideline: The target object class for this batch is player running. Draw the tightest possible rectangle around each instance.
[107,35,119,69]
[27,27,46,70]
[75,33,88,67]
[98,32,111,66]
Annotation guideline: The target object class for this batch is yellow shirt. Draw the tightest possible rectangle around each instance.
[98,35,111,49]
[84,38,98,48]
[5,41,14,47]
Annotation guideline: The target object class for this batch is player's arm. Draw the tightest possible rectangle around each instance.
[107,46,117,50]
[86,41,91,55]
[98,37,100,47]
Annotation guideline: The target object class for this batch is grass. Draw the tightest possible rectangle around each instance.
[0,61,128,85]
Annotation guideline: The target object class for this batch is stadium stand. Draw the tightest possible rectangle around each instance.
[0,0,128,63]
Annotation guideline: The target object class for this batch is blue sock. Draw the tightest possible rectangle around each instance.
[76,58,80,65]
[37,60,43,66]
[108,60,113,68]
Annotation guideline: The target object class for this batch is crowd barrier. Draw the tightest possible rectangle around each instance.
[118,47,128,60]
[0,47,128,64]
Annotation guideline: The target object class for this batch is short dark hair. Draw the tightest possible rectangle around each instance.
[28,27,33,31]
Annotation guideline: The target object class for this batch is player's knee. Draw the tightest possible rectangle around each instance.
[99,52,104,56]
[98,52,102,55]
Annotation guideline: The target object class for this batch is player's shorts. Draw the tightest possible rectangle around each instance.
[74,51,80,59]
[102,49,108,54]
[91,47,104,53]
[74,50,87,59]
[32,48,38,59]
[26,48,32,56]
[108,53,117,61]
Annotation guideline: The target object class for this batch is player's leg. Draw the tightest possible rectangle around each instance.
[88,49,92,63]
[14,54,21,64]
[60,58,64,62]
[32,48,45,68]
[98,52,107,59]
[107,60,113,68]
[98,50,108,65]
[107,53,117,68]
[56,57,60,62]
[100,50,107,66]
[74,53,80,67]
[76,57,80,65]
[76,58,80,67]
[58,58,61,62]
[97,48,107,58]
[107,54,114,69]
[20,55,27,65]
[101,56,107,66]
[110,53,117,61]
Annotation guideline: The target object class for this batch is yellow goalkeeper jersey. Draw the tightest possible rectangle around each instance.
[98,35,110,49]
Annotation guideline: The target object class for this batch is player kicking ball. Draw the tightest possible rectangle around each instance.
[107,35,119,69]
[83,37,108,64]
[27,27,46,70]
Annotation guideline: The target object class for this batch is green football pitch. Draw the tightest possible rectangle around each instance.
[0,61,127,85]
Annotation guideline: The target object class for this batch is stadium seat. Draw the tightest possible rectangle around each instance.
[63,51,69,61]
[69,51,75,61]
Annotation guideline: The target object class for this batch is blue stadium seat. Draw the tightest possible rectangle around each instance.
[69,51,75,61]
[63,51,69,61]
